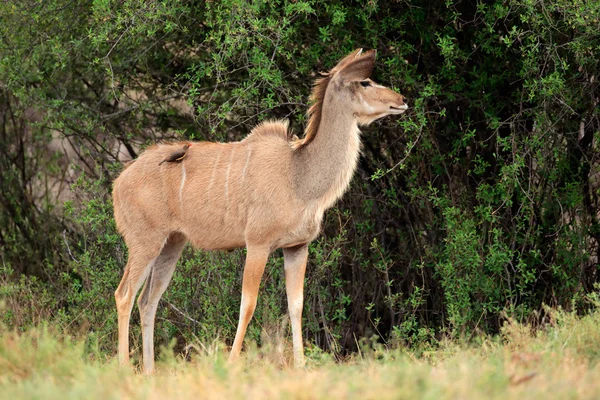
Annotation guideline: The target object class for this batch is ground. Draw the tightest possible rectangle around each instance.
[2,309,600,399]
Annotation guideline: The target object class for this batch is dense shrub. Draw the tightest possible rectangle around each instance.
[0,0,598,355]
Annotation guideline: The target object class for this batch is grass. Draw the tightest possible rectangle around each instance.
[2,309,600,399]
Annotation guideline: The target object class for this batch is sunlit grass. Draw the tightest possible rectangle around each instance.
[2,309,600,399]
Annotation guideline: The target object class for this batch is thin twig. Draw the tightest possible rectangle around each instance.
[62,229,77,262]
[378,130,423,178]
[166,301,202,325]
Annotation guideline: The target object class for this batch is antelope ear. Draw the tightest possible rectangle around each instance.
[336,49,376,84]
[333,48,364,70]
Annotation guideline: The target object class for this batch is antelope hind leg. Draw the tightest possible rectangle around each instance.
[115,244,162,366]
[137,232,187,374]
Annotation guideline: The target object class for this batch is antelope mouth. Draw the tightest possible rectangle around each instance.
[389,104,409,113]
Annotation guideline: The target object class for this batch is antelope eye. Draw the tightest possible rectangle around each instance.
[360,80,370,87]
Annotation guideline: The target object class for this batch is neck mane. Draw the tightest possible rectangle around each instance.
[291,73,332,150]
[292,75,361,211]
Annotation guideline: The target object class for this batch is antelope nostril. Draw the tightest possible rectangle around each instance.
[402,96,408,104]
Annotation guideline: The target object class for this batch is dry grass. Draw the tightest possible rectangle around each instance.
[2,309,600,399]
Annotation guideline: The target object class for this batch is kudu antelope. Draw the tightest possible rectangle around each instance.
[113,48,408,373]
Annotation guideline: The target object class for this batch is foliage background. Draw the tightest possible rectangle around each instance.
[1,0,598,358]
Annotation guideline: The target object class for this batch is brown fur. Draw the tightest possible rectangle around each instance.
[112,49,408,373]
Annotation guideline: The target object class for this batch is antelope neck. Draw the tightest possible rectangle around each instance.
[292,99,361,205]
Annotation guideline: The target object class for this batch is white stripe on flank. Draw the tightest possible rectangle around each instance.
[242,146,252,182]
[179,163,186,210]
[207,147,221,200]
[224,147,235,200]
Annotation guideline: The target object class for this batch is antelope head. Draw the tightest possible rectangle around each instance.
[329,48,408,126]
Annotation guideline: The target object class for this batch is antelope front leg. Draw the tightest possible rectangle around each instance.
[283,244,308,368]
[229,245,270,363]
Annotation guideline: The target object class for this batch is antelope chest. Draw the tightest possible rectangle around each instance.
[276,206,324,249]
[300,210,323,242]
